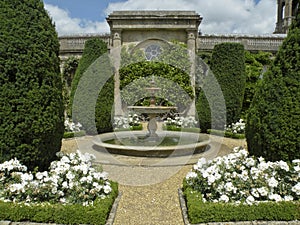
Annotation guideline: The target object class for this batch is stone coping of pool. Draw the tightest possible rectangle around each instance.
[93,131,210,157]
[0,191,122,225]
[178,188,300,225]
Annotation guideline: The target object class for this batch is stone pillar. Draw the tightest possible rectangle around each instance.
[274,0,284,33]
[284,0,294,32]
[111,29,123,117]
[186,30,197,117]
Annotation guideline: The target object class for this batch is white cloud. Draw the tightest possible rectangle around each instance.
[106,0,277,35]
[45,0,277,36]
[44,4,110,36]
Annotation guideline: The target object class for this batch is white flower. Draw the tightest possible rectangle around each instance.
[269,194,282,202]
[66,171,75,181]
[104,185,112,194]
[277,160,289,172]
[257,187,268,197]
[268,177,278,188]
[21,173,33,183]
[245,195,255,205]
[219,194,229,203]
[251,188,260,198]
[224,182,237,193]
[51,187,58,194]
[284,195,294,201]
[62,181,68,188]
[186,172,197,180]
[291,183,300,195]
[207,175,216,185]
[60,156,70,164]
[245,157,256,167]
[9,183,24,193]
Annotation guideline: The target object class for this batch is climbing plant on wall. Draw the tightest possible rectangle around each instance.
[119,42,194,113]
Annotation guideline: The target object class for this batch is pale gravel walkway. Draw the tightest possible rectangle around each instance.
[62,135,246,225]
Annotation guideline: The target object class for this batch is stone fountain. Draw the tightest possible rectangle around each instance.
[93,76,210,157]
[127,78,177,141]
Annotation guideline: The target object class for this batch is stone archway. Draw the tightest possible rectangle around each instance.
[106,10,202,116]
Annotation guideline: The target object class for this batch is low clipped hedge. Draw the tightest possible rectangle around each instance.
[183,186,300,224]
[114,124,143,132]
[207,129,245,139]
[0,182,118,225]
[63,130,86,139]
[162,125,201,133]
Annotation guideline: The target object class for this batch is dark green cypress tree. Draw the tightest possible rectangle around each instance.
[70,38,113,134]
[246,5,300,162]
[0,0,64,171]
[197,43,246,131]
[70,38,107,109]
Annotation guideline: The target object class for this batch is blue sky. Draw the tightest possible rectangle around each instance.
[42,0,278,36]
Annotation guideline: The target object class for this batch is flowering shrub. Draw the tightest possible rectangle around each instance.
[64,118,82,132]
[164,116,198,128]
[113,113,141,129]
[185,147,300,205]
[0,151,112,206]
[225,119,245,134]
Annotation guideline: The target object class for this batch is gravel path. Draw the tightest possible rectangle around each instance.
[61,135,246,225]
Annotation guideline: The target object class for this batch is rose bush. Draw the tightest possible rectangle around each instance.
[0,151,112,206]
[185,147,300,205]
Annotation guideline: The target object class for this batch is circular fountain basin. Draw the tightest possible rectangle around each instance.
[127,106,177,114]
[93,131,210,157]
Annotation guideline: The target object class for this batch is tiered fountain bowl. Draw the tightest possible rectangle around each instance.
[93,77,210,157]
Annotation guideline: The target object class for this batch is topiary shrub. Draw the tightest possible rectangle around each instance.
[95,75,114,134]
[196,43,246,132]
[70,38,113,134]
[0,0,64,171]
[246,7,300,162]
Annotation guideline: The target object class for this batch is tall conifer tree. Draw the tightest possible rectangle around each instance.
[0,0,64,171]
[246,4,300,162]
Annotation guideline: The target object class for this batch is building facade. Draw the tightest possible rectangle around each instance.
[274,0,299,33]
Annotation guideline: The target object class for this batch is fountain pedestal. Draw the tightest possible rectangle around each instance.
[127,106,177,141]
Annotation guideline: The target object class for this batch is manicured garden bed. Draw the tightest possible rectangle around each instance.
[182,147,300,224]
[207,129,245,139]
[0,151,119,225]
[0,182,118,225]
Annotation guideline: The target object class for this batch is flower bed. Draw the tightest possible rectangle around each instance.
[113,113,143,131]
[208,119,246,139]
[163,116,200,133]
[183,147,300,223]
[0,151,118,224]
[64,118,86,139]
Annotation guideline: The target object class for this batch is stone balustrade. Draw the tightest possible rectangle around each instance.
[58,33,287,62]
[198,34,286,52]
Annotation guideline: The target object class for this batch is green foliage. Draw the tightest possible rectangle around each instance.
[95,76,114,134]
[207,129,245,139]
[119,43,194,113]
[196,43,246,132]
[242,51,273,115]
[163,126,201,133]
[246,7,300,162]
[120,62,193,112]
[183,186,300,223]
[70,38,114,134]
[63,130,86,139]
[0,0,64,171]
[0,181,118,225]
[62,56,79,116]
[70,38,107,113]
